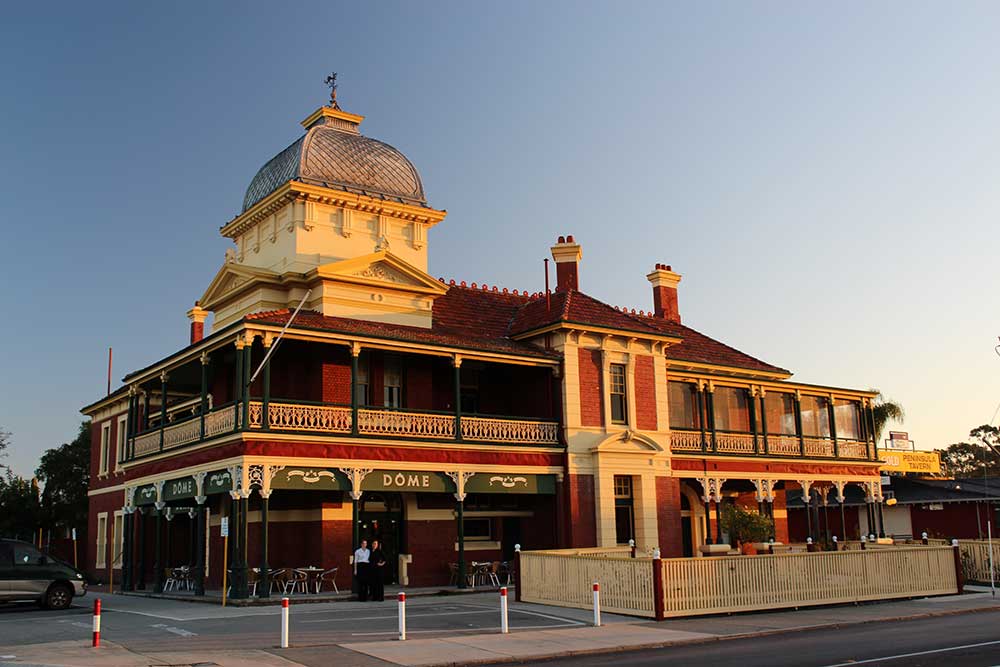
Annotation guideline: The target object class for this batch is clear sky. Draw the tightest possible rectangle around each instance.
[1,1,999,477]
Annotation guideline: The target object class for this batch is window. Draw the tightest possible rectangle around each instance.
[834,400,862,440]
[113,512,124,569]
[614,475,634,545]
[99,423,111,475]
[609,364,627,424]
[95,513,108,568]
[463,518,492,541]
[384,355,402,408]
[460,366,480,414]
[713,386,750,432]
[12,542,44,566]
[800,396,831,437]
[116,415,127,465]
[762,393,796,435]
[356,355,370,405]
[668,382,701,430]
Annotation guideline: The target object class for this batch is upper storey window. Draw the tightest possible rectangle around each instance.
[713,386,750,433]
[384,355,402,409]
[99,423,111,476]
[668,381,701,430]
[800,395,831,438]
[356,355,370,406]
[835,400,862,440]
[763,393,796,435]
[609,364,627,424]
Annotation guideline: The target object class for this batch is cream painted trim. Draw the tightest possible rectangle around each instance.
[95,513,108,569]
[455,541,501,552]
[512,322,682,346]
[666,359,791,381]
[667,371,876,400]
[88,483,127,497]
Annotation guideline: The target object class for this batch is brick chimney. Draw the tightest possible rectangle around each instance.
[646,264,682,323]
[550,235,582,292]
[187,303,208,344]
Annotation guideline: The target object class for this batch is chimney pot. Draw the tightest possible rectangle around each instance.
[550,235,582,292]
[646,265,682,323]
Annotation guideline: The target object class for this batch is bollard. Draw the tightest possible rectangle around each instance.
[592,582,601,627]
[629,539,636,559]
[861,535,867,550]
[922,531,929,545]
[500,587,509,634]
[398,592,406,641]
[280,597,289,648]
[92,598,101,648]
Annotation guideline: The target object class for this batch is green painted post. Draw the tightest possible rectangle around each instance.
[759,394,769,455]
[200,353,209,440]
[828,398,839,458]
[706,389,717,452]
[794,395,805,457]
[262,354,271,431]
[457,499,466,588]
[194,503,205,596]
[233,343,242,432]
[698,387,707,451]
[242,344,251,430]
[260,494,270,597]
[159,373,168,452]
[121,510,132,591]
[351,350,359,435]
[135,509,146,590]
[153,508,163,594]
[454,359,462,441]
[351,496,360,594]
[748,389,759,454]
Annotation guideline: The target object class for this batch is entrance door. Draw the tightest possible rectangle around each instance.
[681,517,693,557]
[501,518,522,561]
[359,493,403,585]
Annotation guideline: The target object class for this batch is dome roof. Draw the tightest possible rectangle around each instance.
[242,109,426,212]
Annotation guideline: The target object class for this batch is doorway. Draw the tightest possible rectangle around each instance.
[359,493,404,585]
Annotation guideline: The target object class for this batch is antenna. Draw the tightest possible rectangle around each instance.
[544,258,550,311]
[248,289,312,387]
[107,347,112,396]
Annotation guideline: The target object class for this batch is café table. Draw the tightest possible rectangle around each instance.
[299,566,325,593]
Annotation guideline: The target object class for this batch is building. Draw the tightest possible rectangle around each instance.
[83,89,886,596]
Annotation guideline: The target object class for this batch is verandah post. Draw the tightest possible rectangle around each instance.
[457,499,466,589]
[453,355,463,441]
[135,508,146,590]
[827,397,839,458]
[652,552,665,621]
[152,505,164,594]
[260,490,271,598]
[159,371,168,452]
[242,341,251,430]
[199,352,209,440]
[262,345,271,431]
[233,339,243,432]
[194,500,206,596]
[514,544,522,602]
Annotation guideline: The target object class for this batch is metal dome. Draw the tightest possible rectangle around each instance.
[242,112,427,212]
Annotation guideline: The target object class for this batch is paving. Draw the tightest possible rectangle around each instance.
[1,588,999,667]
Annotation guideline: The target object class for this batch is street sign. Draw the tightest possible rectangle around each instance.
[220,517,229,537]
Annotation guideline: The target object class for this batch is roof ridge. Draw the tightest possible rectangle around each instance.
[438,278,540,300]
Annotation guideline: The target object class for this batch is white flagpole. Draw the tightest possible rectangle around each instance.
[248,289,312,386]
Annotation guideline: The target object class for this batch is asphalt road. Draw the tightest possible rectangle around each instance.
[0,592,617,652]
[510,610,1000,667]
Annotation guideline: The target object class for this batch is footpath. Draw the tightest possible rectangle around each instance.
[4,588,1000,667]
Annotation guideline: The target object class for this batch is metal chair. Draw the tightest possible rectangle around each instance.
[284,569,309,595]
[269,568,290,595]
[317,567,339,593]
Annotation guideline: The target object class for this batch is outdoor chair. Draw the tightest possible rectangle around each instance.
[284,568,309,595]
[448,562,459,586]
[269,568,290,595]
[317,567,339,593]
[247,568,259,597]
[164,568,178,592]
[487,561,501,587]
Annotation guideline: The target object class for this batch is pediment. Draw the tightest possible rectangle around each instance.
[313,251,448,296]
[200,263,281,310]
[592,430,664,454]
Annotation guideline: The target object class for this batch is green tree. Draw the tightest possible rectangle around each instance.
[35,421,90,536]
[870,390,905,446]
[0,472,41,540]
[936,425,1000,477]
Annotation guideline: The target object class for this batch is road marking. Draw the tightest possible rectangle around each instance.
[301,609,496,623]
[350,623,578,636]
[823,639,1000,666]
[151,623,198,637]
[461,602,587,626]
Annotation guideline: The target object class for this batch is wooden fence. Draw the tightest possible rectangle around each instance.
[519,552,656,617]
[958,540,1000,584]
[518,545,959,620]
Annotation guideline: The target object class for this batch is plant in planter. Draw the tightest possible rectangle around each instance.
[721,504,774,555]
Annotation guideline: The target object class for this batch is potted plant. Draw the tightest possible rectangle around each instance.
[721,504,774,555]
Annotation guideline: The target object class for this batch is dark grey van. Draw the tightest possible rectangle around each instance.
[0,539,87,609]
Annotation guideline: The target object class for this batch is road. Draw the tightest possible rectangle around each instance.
[511,609,1000,667]
[0,591,624,652]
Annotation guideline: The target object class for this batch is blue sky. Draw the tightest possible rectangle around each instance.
[1,1,999,476]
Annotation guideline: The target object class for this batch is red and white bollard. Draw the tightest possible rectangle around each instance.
[280,597,289,648]
[92,599,101,647]
[500,587,509,634]
[398,592,406,641]
[592,582,601,627]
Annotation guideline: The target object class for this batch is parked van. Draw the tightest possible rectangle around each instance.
[0,539,87,609]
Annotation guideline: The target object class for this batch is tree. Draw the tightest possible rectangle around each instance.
[35,421,90,536]
[0,472,41,540]
[0,427,9,470]
[870,390,905,446]
[937,425,1000,478]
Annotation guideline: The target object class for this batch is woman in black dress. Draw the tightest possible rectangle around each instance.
[370,539,386,602]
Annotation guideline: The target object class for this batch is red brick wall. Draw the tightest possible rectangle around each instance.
[407,519,458,587]
[320,347,351,404]
[578,349,604,427]
[773,489,790,543]
[567,474,597,547]
[86,491,122,581]
[656,477,683,557]
[634,355,657,431]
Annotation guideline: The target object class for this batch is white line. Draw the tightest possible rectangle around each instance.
[350,623,576,636]
[151,623,198,637]
[822,639,1000,666]
[460,602,587,626]
[302,609,496,624]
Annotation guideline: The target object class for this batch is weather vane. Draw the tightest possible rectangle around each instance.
[324,72,340,109]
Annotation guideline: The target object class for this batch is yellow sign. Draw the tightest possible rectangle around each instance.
[879,450,941,474]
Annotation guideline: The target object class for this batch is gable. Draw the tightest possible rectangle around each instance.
[199,263,282,310]
[313,251,448,296]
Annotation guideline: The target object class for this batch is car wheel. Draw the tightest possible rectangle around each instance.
[44,584,73,610]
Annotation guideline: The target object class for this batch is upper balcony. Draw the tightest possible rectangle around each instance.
[124,336,561,463]
[666,380,878,462]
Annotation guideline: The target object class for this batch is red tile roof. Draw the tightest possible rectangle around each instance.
[245,283,787,374]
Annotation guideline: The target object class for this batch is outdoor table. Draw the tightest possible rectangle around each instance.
[299,566,324,593]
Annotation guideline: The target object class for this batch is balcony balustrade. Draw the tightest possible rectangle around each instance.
[126,399,559,461]
[669,429,873,461]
